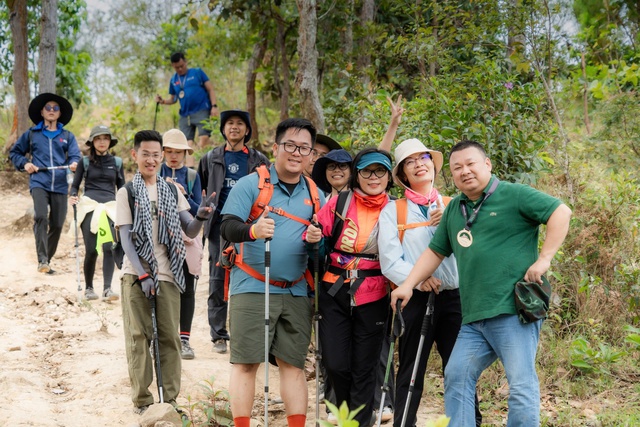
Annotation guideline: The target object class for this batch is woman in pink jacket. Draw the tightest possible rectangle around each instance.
[306,147,392,427]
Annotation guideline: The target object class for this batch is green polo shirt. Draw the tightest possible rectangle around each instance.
[429,176,562,324]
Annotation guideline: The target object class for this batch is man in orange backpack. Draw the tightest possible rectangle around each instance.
[220,118,324,427]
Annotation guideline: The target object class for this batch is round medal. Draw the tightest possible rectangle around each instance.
[457,229,473,247]
[179,90,185,99]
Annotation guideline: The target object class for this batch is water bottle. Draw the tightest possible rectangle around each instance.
[67,169,74,185]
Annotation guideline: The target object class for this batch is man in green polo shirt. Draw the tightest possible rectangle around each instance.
[391,140,571,426]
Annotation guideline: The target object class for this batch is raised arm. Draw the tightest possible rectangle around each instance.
[378,95,404,152]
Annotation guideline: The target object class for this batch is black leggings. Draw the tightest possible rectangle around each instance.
[80,212,115,291]
[180,262,196,337]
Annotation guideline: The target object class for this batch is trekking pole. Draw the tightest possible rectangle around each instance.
[377,300,405,427]
[45,165,70,170]
[313,236,321,426]
[399,292,435,427]
[73,205,82,301]
[264,237,272,427]
[153,102,160,130]
[150,294,165,404]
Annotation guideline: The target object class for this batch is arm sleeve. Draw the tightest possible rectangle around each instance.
[378,202,415,286]
[187,175,202,216]
[70,159,85,196]
[220,214,253,243]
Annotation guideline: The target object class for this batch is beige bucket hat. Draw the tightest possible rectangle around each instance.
[392,138,444,188]
[162,129,193,154]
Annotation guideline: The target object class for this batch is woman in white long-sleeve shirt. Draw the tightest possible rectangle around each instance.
[378,138,481,427]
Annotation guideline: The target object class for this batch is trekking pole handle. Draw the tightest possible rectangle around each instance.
[421,292,436,335]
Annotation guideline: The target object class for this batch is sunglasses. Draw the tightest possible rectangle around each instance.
[44,105,60,112]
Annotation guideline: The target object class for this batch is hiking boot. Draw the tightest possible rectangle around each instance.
[181,340,195,360]
[38,262,51,273]
[102,288,119,301]
[85,288,99,300]
[212,339,227,354]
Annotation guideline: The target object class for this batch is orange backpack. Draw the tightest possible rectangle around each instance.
[395,196,451,242]
[219,164,321,300]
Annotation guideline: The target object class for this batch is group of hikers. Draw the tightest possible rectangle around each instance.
[9,51,572,427]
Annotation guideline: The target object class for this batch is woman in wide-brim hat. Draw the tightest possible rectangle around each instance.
[70,124,125,301]
[311,148,352,199]
[8,93,81,274]
[378,138,482,427]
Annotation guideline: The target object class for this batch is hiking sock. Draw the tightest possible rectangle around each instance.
[180,332,190,342]
[233,416,250,427]
[287,414,306,427]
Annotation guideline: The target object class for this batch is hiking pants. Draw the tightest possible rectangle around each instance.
[80,212,115,291]
[32,188,67,264]
[394,289,481,427]
[207,220,229,342]
[180,262,196,338]
[121,274,181,407]
[319,281,388,427]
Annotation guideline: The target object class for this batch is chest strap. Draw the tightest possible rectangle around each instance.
[326,264,383,297]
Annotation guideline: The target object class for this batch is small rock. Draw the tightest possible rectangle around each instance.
[49,331,63,340]
[139,403,181,427]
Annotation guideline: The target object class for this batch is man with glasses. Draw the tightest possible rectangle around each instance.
[10,93,81,274]
[220,118,325,427]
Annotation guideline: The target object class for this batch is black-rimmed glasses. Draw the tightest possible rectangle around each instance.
[327,163,349,171]
[358,167,388,179]
[278,141,313,156]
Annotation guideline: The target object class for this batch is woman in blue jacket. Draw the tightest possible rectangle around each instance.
[9,93,81,274]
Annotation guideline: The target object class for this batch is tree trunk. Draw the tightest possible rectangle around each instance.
[276,18,290,122]
[5,0,30,154]
[356,0,375,88]
[295,0,325,132]
[344,0,354,57]
[38,0,58,93]
[246,25,269,147]
[581,52,591,135]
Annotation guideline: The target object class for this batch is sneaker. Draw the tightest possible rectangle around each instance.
[85,288,99,300]
[38,262,51,273]
[181,340,195,360]
[213,339,227,354]
[381,406,393,422]
[102,288,119,301]
[327,412,338,425]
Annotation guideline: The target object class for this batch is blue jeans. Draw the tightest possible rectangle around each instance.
[444,314,542,427]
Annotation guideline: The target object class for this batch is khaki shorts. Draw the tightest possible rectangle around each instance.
[229,293,312,369]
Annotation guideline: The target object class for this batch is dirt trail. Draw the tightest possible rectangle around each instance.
[0,171,443,427]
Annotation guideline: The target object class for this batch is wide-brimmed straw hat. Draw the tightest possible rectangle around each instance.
[28,93,73,126]
[87,125,118,148]
[162,129,194,154]
[311,149,352,194]
[392,138,443,188]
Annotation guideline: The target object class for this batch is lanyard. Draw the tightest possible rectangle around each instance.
[459,178,499,230]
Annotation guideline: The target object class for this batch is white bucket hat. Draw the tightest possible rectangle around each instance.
[162,129,193,154]
[392,138,444,188]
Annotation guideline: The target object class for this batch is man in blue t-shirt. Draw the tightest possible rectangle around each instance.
[156,52,219,153]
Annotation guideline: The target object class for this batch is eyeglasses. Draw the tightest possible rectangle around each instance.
[278,141,313,156]
[140,152,162,161]
[327,162,349,171]
[358,167,388,179]
[44,105,60,112]
[403,153,432,169]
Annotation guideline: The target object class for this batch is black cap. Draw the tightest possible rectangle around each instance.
[220,110,252,144]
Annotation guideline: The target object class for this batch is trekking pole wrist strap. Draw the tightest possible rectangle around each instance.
[138,273,150,281]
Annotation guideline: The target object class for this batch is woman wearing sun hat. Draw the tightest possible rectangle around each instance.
[159,128,203,360]
[306,147,394,427]
[377,138,482,427]
[70,125,125,301]
[10,93,82,274]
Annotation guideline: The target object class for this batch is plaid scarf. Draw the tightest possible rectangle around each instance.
[131,172,186,292]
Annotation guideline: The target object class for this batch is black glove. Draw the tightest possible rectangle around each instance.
[140,277,155,299]
[195,191,217,221]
